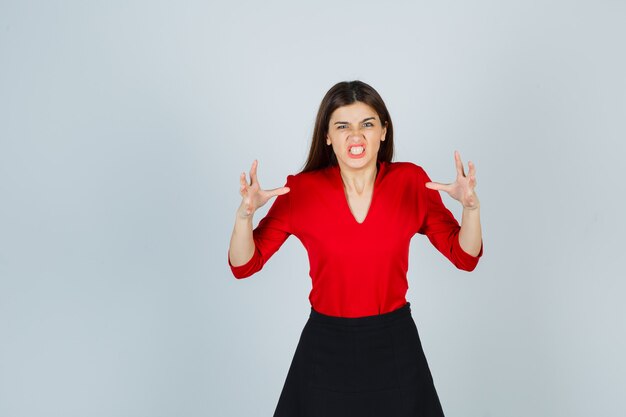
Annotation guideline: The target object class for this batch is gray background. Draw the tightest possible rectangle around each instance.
[1,1,625,416]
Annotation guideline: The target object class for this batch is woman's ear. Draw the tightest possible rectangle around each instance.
[326,136,331,145]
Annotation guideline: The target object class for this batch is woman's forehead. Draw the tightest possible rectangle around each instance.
[330,102,378,122]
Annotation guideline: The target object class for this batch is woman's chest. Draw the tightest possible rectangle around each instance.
[343,190,373,224]
[290,184,420,247]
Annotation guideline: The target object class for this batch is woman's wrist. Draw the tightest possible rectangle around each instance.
[462,203,480,211]
[236,201,255,220]
[462,192,480,211]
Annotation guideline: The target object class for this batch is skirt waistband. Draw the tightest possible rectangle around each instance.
[308,302,412,328]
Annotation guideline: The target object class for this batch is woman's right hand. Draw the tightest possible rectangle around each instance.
[237,159,290,219]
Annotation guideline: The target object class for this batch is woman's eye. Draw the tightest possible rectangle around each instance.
[337,125,347,129]
[363,122,373,127]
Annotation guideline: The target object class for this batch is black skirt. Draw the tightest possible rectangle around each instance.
[273,302,445,417]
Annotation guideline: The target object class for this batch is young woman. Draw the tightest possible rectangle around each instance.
[228,80,483,417]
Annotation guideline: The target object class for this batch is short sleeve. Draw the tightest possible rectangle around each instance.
[416,167,483,271]
[228,176,293,278]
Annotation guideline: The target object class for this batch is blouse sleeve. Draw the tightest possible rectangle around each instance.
[228,176,293,278]
[416,166,483,271]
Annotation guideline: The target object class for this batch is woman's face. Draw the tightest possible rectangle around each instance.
[326,101,387,172]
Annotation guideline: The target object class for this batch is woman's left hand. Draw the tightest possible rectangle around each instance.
[425,150,480,210]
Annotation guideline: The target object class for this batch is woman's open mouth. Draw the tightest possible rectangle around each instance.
[348,144,366,159]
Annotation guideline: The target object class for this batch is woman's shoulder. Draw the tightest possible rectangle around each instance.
[383,160,427,178]
[286,165,336,187]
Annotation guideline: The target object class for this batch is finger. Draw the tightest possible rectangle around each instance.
[468,175,477,189]
[249,159,259,185]
[267,186,290,197]
[239,172,248,195]
[468,160,476,178]
[425,181,451,192]
[454,150,466,177]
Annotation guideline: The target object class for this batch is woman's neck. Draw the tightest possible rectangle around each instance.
[338,162,378,195]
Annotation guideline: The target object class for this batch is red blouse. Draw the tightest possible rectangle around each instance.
[228,161,483,318]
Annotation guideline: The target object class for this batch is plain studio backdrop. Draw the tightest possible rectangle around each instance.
[1,1,625,416]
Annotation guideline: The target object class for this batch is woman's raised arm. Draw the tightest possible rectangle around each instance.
[424,150,482,257]
[228,160,290,267]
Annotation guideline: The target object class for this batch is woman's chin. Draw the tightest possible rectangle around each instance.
[338,155,376,170]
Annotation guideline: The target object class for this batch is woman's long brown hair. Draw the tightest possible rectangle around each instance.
[301,81,394,173]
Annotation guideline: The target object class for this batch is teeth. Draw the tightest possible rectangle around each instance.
[349,146,364,155]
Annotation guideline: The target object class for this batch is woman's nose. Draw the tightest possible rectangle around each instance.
[348,126,364,138]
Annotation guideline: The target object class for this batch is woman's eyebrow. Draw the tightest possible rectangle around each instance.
[333,117,377,125]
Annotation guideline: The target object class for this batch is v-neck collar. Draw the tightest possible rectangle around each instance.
[332,161,387,225]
